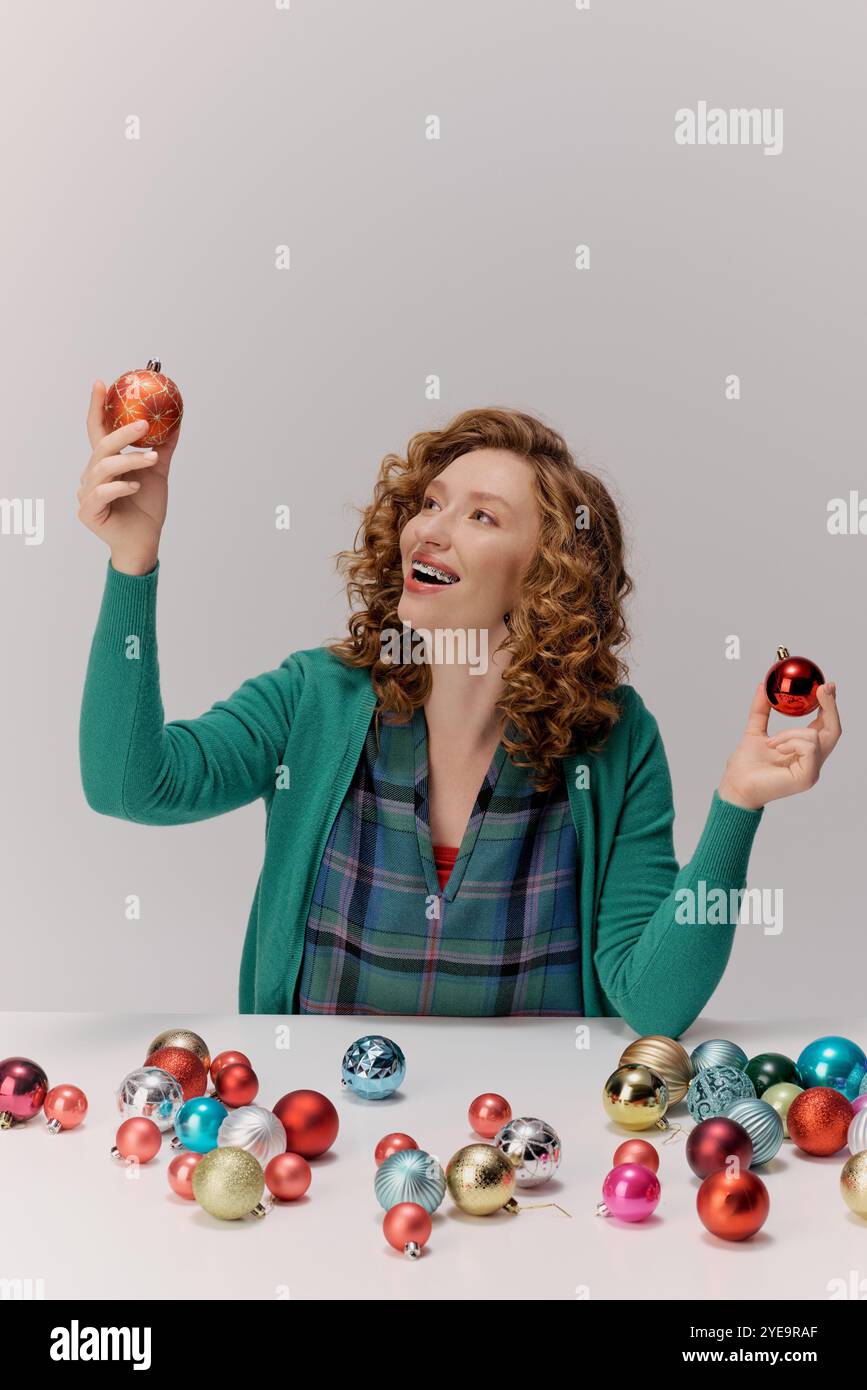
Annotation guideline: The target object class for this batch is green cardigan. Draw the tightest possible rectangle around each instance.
[79,559,764,1036]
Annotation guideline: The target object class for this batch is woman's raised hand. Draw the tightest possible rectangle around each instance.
[717,681,842,811]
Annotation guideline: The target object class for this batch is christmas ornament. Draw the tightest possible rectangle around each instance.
[44,1084,88,1134]
[686,1117,753,1179]
[620,1036,693,1105]
[111,1117,161,1164]
[468,1093,512,1138]
[375,1148,446,1214]
[690,1039,748,1075]
[209,1050,251,1086]
[0,1057,48,1128]
[796,1036,867,1100]
[340,1035,406,1100]
[172,1097,227,1154]
[613,1139,659,1173]
[167,1150,204,1200]
[273,1090,339,1158]
[218,1105,286,1167]
[145,1029,210,1072]
[145,1046,207,1102]
[853,1095,867,1115]
[760,1083,803,1139]
[764,647,824,717]
[446,1143,518,1215]
[603,1065,669,1130]
[104,360,183,447]
[493,1116,561,1187]
[697,1169,769,1241]
[848,1110,867,1156]
[787,1087,853,1156]
[597,1163,661,1222]
[191,1147,267,1221]
[383,1202,432,1257]
[840,1151,867,1219]
[265,1152,311,1201]
[745,1052,803,1099]
[116,1066,182,1131]
[215,1062,258,1108]
[725,1099,784,1167]
[686,1064,756,1123]
[375,1133,418,1166]
[860,1074,867,1098]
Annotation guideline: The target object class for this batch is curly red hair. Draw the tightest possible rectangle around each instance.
[328,407,634,790]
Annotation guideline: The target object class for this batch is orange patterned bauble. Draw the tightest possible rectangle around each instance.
[103,358,183,447]
[145,1046,207,1102]
[787,1086,853,1156]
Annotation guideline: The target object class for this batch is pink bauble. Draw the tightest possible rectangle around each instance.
[852,1095,867,1116]
[168,1150,204,1199]
[265,1151,312,1201]
[601,1162,661,1222]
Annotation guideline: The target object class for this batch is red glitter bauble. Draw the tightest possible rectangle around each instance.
[374,1132,419,1167]
[209,1051,251,1085]
[145,1046,207,1102]
[103,359,183,447]
[383,1202,432,1254]
[44,1084,88,1133]
[613,1138,660,1173]
[686,1117,754,1179]
[468,1093,512,1139]
[215,1063,259,1109]
[114,1117,161,1163]
[265,1152,312,1201]
[0,1057,49,1125]
[764,647,824,718]
[697,1169,769,1241]
[272,1090,339,1159]
[168,1150,204,1199]
[787,1086,853,1156]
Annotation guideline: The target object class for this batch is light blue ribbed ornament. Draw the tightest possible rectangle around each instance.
[374,1148,445,1213]
[796,1036,867,1100]
[687,1064,756,1123]
[340,1035,406,1100]
[725,1099,784,1167]
[173,1097,228,1153]
[690,1040,748,1075]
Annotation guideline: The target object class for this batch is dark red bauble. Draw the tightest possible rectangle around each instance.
[215,1062,259,1108]
[697,1169,769,1241]
[686,1117,754,1179]
[209,1050,251,1085]
[272,1090,339,1158]
[764,647,824,717]
[0,1057,49,1126]
[787,1087,853,1156]
[103,358,183,447]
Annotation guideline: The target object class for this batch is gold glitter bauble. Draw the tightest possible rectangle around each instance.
[446,1143,518,1216]
[145,1029,210,1073]
[840,1151,867,1219]
[603,1065,669,1130]
[620,1036,693,1105]
[192,1146,266,1221]
[762,1082,803,1138]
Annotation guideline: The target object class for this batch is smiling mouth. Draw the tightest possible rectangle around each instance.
[410,560,460,586]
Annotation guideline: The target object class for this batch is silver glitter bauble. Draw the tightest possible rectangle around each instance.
[116,1066,183,1132]
[690,1039,749,1075]
[217,1105,286,1167]
[494,1116,561,1187]
[340,1035,406,1100]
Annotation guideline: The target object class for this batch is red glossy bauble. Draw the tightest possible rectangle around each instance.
[0,1057,49,1126]
[787,1086,853,1156]
[209,1050,251,1085]
[103,359,183,447]
[374,1132,419,1167]
[764,647,824,717]
[697,1169,769,1241]
[383,1202,432,1253]
[686,1117,753,1179]
[114,1117,161,1163]
[612,1139,660,1173]
[468,1093,512,1139]
[168,1150,204,1199]
[215,1063,259,1108]
[145,1046,207,1102]
[272,1090,339,1158]
[44,1084,88,1133]
[265,1152,312,1201]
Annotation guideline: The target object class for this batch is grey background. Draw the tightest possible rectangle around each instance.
[1,0,863,1014]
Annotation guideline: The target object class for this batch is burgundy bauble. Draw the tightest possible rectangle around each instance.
[686,1117,754,1179]
[0,1057,49,1126]
[764,647,824,717]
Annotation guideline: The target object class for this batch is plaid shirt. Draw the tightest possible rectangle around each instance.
[297,707,583,1016]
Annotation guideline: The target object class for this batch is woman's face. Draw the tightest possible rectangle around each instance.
[397,448,540,635]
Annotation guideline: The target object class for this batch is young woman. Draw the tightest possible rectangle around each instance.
[78,390,841,1033]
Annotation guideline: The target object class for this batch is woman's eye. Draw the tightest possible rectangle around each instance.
[472,509,495,525]
[421,496,439,511]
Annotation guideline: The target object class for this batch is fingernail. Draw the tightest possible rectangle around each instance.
[136,419,149,431]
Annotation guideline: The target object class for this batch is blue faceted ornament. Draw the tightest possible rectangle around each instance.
[796,1036,867,1101]
[690,1039,748,1075]
[374,1148,446,1213]
[725,1099,784,1167]
[686,1064,756,1123]
[340,1035,406,1100]
[174,1096,228,1153]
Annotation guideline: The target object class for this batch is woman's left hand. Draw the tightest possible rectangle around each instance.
[717,682,841,811]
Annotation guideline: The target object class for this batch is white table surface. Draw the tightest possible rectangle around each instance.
[1,1012,864,1301]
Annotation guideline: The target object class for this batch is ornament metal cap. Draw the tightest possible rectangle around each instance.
[0,1112,14,1130]
[46,1119,62,1135]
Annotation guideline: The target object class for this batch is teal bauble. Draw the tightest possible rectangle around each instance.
[687,1064,756,1123]
[174,1096,228,1153]
[690,1040,748,1075]
[374,1148,446,1213]
[725,1099,785,1167]
[860,1073,867,1098]
[796,1036,867,1100]
[745,1052,803,1099]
